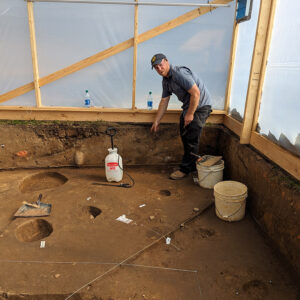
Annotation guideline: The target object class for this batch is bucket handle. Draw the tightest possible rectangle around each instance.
[198,171,213,184]
[215,203,244,219]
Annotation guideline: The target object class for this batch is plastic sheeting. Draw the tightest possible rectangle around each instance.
[0,0,235,109]
[0,0,35,106]
[257,0,300,156]
[229,0,260,120]
[136,0,236,109]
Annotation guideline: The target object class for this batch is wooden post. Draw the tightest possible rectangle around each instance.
[224,1,238,114]
[27,1,42,107]
[132,0,138,110]
[0,0,233,103]
[240,0,276,144]
[252,0,277,131]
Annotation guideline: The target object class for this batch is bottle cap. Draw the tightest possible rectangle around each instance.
[149,91,152,94]
[85,90,88,93]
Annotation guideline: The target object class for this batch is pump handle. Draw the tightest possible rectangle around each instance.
[106,127,117,149]
[105,127,117,137]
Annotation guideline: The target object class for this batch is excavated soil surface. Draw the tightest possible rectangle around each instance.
[0,167,298,300]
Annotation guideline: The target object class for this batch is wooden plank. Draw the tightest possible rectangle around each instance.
[252,0,277,131]
[250,131,300,181]
[224,1,238,114]
[224,114,242,137]
[39,39,134,87]
[0,107,223,124]
[39,0,232,87]
[0,83,35,104]
[240,0,274,144]
[132,0,138,110]
[139,0,233,44]
[27,1,42,107]
[0,0,233,103]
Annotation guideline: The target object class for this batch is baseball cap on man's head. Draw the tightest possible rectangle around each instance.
[151,53,167,69]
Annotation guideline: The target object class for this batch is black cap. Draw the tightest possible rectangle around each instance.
[151,53,167,69]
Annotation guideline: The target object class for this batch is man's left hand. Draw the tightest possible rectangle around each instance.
[184,113,194,127]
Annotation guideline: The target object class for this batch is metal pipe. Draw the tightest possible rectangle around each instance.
[27,0,230,8]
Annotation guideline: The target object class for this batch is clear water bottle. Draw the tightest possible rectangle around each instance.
[147,91,153,110]
[84,90,91,108]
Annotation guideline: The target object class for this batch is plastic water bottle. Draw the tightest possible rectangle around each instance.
[147,91,153,110]
[84,90,91,108]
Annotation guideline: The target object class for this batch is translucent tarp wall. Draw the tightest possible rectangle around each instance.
[0,0,35,106]
[0,0,235,109]
[136,0,236,109]
[34,1,134,108]
[257,0,300,157]
[229,0,260,121]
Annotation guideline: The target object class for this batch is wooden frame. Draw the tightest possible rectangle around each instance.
[27,1,42,108]
[1,0,299,180]
[224,114,300,180]
[0,0,233,105]
[250,132,300,181]
[252,0,277,131]
[132,0,139,110]
[224,114,242,137]
[0,106,224,124]
[223,0,300,180]
[240,0,276,144]
[224,0,238,114]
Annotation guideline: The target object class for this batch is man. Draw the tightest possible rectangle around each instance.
[150,53,212,180]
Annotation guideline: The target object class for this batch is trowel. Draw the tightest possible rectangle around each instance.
[14,194,52,217]
[191,152,223,167]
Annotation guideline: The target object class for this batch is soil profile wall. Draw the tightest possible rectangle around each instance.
[0,121,219,169]
[0,121,298,279]
[218,127,300,280]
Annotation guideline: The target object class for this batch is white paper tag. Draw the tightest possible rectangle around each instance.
[116,214,132,224]
[193,177,199,183]
[166,237,171,245]
[40,241,46,248]
[139,204,146,208]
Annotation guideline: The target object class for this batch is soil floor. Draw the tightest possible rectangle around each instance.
[0,166,298,300]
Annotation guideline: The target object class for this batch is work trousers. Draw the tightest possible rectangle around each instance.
[179,105,212,174]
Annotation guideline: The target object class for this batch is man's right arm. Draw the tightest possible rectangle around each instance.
[151,96,170,132]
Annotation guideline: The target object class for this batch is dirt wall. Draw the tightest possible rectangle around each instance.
[0,121,299,279]
[218,126,300,280]
[0,121,219,169]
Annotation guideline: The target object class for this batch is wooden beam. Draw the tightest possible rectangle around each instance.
[224,1,238,114]
[132,0,138,110]
[0,107,223,124]
[240,0,275,144]
[250,132,300,181]
[39,39,134,87]
[252,0,277,131]
[40,0,233,88]
[27,1,42,107]
[0,0,233,103]
[138,0,232,44]
[224,114,242,136]
[0,83,34,104]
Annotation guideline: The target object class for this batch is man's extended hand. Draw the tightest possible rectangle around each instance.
[184,112,194,127]
[151,121,159,133]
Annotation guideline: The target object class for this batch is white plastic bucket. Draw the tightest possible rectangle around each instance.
[196,156,224,189]
[214,181,248,222]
